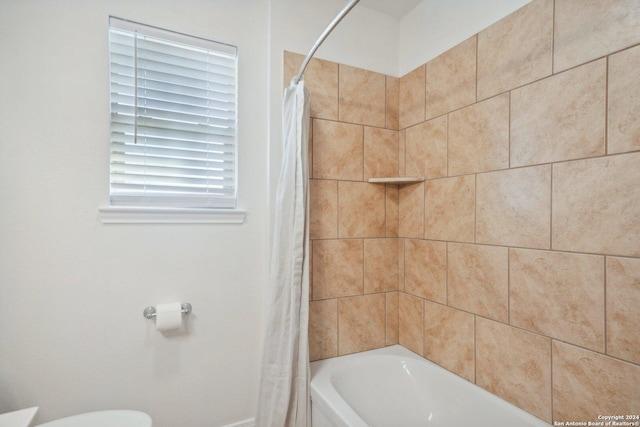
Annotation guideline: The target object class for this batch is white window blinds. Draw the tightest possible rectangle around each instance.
[109,17,238,209]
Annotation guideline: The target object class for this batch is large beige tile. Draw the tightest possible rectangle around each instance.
[476,318,552,423]
[309,299,338,361]
[477,0,553,100]
[386,292,399,345]
[312,239,363,299]
[448,93,510,176]
[338,181,386,238]
[608,45,640,154]
[424,175,475,243]
[339,64,385,127]
[386,76,400,130]
[606,257,640,364]
[553,341,640,422]
[283,51,338,120]
[510,249,605,351]
[404,239,447,303]
[364,127,399,180]
[426,36,476,119]
[338,294,386,355]
[399,292,424,355]
[554,0,640,73]
[386,185,399,237]
[364,238,399,294]
[423,301,475,382]
[511,60,606,167]
[476,165,551,249]
[399,65,426,129]
[312,119,363,180]
[398,182,424,238]
[552,153,640,257]
[405,116,447,180]
[309,179,337,239]
[448,243,509,322]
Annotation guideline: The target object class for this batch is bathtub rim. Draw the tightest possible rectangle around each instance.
[310,344,551,427]
[311,345,425,427]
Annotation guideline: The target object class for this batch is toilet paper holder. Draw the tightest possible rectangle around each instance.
[143,303,192,320]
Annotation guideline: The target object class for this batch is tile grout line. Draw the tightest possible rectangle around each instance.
[384,292,388,346]
[384,75,388,131]
[605,55,609,156]
[507,248,511,325]
[473,314,477,384]
[550,338,554,423]
[361,239,365,296]
[475,34,479,103]
[603,256,607,355]
[508,91,512,169]
[337,65,341,122]
[551,0,556,74]
[336,296,340,357]
[336,181,341,238]
[423,65,427,123]
[474,173,478,244]
[445,241,449,306]
[361,126,364,183]
[446,113,450,178]
[550,165,553,250]
[384,185,388,237]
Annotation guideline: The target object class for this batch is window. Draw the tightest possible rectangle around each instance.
[108,17,238,209]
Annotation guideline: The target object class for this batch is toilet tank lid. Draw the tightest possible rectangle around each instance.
[34,410,151,427]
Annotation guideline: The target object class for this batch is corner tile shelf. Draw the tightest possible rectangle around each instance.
[367,177,425,185]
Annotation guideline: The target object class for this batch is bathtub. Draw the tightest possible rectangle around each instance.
[310,345,550,427]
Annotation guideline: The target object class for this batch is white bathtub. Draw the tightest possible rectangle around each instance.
[310,345,551,427]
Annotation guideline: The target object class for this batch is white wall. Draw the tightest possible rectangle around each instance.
[0,1,269,426]
[399,0,532,75]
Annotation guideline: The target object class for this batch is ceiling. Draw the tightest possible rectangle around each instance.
[360,0,423,18]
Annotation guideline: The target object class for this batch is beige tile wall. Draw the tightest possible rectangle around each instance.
[287,0,640,423]
[396,0,640,423]
[284,51,402,362]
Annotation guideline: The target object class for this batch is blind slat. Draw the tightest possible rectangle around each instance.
[110,52,236,84]
[109,17,238,209]
[111,106,235,130]
[111,122,234,144]
[110,83,236,112]
[110,135,234,151]
[110,156,235,174]
[110,92,236,121]
[110,73,236,101]
[111,181,236,192]
[110,61,236,91]
[111,144,235,161]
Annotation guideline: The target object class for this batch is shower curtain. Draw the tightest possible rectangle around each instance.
[255,79,311,427]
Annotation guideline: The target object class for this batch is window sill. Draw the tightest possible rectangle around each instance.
[99,207,247,224]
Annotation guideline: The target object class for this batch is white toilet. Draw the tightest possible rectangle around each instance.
[35,410,152,427]
[0,407,151,427]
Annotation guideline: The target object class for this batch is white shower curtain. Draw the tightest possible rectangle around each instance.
[255,79,311,427]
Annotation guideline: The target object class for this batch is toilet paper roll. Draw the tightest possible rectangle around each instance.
[155,302,183,331]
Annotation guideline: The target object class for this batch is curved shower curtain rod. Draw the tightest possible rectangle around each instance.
[293,0,361,85]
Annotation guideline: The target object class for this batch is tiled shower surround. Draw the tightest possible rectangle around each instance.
[285,0,640,423]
